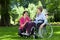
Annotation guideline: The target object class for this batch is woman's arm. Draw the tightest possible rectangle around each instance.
[21,21,28,27]
[20,18,28,27]
[40,14,47,29]
[27,16,32,21]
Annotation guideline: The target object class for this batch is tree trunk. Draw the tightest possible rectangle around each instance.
[0,0,10,26]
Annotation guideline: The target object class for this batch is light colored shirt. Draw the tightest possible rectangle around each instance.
[34,12,47,24]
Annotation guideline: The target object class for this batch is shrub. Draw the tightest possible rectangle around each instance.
[54,13,60,22]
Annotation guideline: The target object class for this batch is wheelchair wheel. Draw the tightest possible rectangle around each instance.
[38,23,53,38]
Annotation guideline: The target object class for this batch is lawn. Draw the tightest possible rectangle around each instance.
[0,26,60,40]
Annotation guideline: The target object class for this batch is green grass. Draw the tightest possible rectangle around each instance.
[0,26,60,40]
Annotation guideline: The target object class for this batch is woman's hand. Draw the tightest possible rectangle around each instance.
[21,21,28,27]
[25,20,28,23]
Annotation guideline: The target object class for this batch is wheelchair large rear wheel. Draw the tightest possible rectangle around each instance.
[38,23,53,38]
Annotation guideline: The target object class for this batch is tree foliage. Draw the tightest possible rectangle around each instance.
[0,0,60,26]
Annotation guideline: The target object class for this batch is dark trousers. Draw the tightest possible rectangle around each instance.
[18,22,36,36]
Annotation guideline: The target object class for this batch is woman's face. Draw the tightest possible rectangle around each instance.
[37,9,41,14]
[24,12,28,17]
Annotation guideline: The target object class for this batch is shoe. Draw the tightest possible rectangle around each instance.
[21,33,25,35]
[21,33,30,36]
[24,33,30,36]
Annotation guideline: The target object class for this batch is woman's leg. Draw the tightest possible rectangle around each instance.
[22,22,30,35]
[22,22,36,35]
[37,23,42,32]
[26,22,36,34]
[18,29,23,37]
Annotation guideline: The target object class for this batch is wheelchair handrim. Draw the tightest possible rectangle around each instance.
[38,23,53,38]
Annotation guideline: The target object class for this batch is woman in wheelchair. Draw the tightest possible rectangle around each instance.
[18,11,35,36]
[34,6,47,29]
[33,7,47,38]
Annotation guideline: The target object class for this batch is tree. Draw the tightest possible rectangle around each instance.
[40,0,60,22]
[0,0,10,26]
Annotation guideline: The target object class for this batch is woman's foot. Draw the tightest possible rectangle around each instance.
[21,32,30,36]
[24,33,30,36]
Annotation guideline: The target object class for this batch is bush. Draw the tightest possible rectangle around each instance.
[54,13,60,22]
[48,16,54,22]
[10,6,24,25]
[10,1,42,25]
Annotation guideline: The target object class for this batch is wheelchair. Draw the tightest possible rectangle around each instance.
[18,21,53,38]
[33,22,53,38]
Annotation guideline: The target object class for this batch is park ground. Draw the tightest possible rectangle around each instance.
[0,26,60,40]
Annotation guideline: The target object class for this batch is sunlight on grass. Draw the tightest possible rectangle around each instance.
[0,35,11,38]
[1,38,13,40]
[54,31,60,34]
